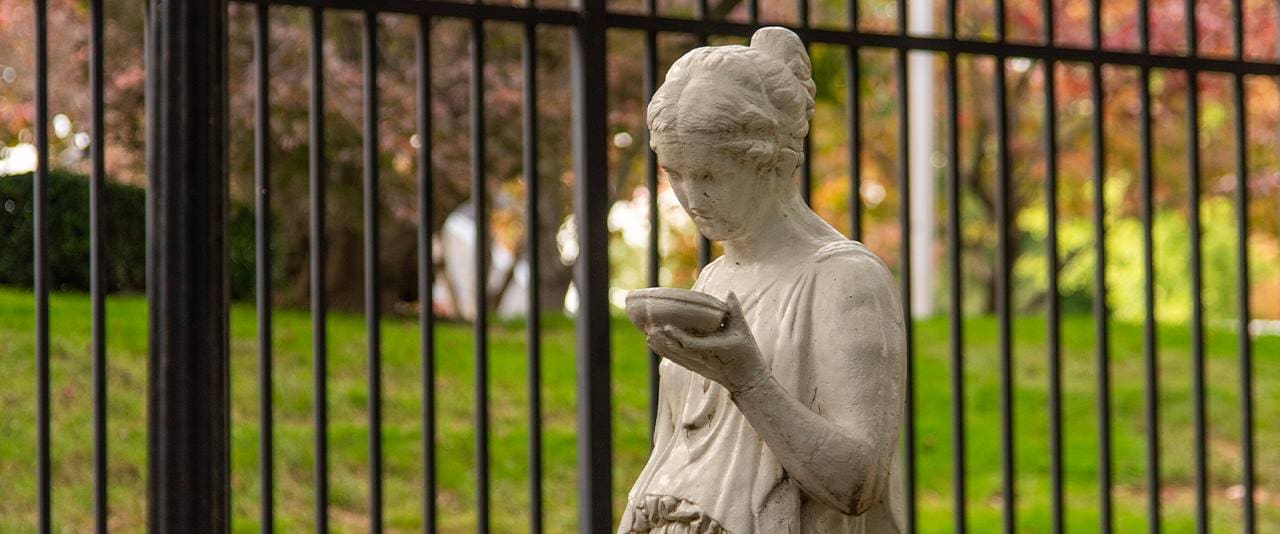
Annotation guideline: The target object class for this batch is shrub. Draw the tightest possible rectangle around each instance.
[0,171,257,299]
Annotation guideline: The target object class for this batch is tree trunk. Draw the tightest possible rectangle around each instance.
[536,165,575,313]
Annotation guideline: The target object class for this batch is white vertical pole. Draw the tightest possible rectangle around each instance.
[908,1,936,317]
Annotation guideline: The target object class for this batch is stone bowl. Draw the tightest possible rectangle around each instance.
[625,287,728,335]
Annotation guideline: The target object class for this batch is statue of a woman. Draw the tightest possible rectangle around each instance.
[620,27,907,533]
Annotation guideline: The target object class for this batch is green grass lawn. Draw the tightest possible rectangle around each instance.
[0,287,1275,532]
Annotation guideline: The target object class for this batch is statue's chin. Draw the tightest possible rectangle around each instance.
[696,227,740,243]
[695,215,758,241]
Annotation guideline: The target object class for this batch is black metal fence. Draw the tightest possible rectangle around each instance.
[18,0,1276,532]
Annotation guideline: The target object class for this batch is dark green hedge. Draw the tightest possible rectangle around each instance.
[0,171,257,299]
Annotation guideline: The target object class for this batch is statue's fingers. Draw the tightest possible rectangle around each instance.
[663,326,730,353]
[650,328,698,358]
[723,292,750,331]
[662,325,703,349]
[647,328,678,349]
[644,330,669,351]
[646,341,685,365]
[725,291,743,315]
[648,331,703,369]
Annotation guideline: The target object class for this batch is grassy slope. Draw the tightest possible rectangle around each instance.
[0,288,1275,533]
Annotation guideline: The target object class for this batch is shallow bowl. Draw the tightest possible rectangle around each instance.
[625,287,728,335]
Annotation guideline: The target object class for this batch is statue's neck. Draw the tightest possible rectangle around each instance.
[721,193,839,266]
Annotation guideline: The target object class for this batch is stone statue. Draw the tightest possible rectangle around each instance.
[619,27,907,534]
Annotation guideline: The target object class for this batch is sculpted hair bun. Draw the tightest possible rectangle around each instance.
[749,26,817,134]
[647,25,816,164]
[750,27,814,92]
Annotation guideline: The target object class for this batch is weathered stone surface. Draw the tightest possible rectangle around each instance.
[620,26,907,534]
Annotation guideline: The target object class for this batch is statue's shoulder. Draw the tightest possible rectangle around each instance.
[808,236,901,299]
[813,239,891,275]
[811,239,905,324]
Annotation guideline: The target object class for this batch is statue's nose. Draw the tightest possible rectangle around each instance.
[684,188,715,210]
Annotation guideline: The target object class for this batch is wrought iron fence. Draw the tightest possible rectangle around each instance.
[17,0,1277,532]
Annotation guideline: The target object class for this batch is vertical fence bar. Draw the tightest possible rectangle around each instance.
[521,20,543,534]
[798,0,811,205]
[308,8,330,533]
[994,0,1004,39]
[845,46,861,240]
[945,0,965,530]
[144,3,155,528]
[1088,0,1113,529]
[572,0,613,528]
[1090,65,1114,534]
[894,17,915,532]
[415,14,437,534]
[994,55,1016,534]
[1186,78,1208,532]
[1232,49,1255,534]
[88,0,108,530]
[993,0,1014,526]
[944,2,966,532]
[308,8,329,531]
[944,42,966,534]
[846,0,860,240]
[1232,73,1255,533]
[362,10,383,532]
[1184,4,1207,531]
[1139,67,1161,534]
[470,17,491,534]
[845,56,862,240]
[1135,1,1160,531]
[1043,65,1064,534]
[1042,5,1063,532]
[32,0,51,531]
[993,1,1014,531]
[253,3,275,531]
[1230,2,1255,531]
[146,0,230,530]
[643,8,662,437]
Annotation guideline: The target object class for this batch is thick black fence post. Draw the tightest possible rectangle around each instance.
[571,0,612,531]
[145,0,230,532]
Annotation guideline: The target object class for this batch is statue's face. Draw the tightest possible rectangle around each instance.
[654,137,773,242]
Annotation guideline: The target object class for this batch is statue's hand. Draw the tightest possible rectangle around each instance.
[645,292,770,395]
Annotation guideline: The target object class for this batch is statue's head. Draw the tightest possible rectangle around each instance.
[648,27,816,241]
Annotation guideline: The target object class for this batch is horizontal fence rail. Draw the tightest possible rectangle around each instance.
[13,0,1275,532]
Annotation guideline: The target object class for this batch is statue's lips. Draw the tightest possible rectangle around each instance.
[625,287,728,335]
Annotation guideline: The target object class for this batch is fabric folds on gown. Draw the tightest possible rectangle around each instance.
[619,240,904,534]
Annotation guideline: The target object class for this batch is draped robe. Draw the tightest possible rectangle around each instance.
[619,240,906,534]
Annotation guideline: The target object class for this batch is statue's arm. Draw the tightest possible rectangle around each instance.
[729,254,906,515]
